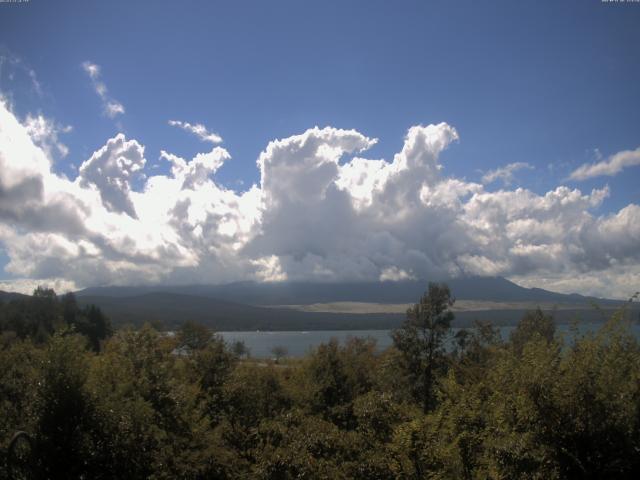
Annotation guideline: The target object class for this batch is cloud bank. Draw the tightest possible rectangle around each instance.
[0,100,639,298]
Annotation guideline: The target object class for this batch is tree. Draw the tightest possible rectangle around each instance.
[0,290,112,348]
[232,340,250,359]
[60,292,79,326]
[178,320,213,351]
[60,293,112,351]
[88,325,218,478]
[35,333,94,478]
[510,307,555,354]
[0,340,42,472]
[187,335,237,426]
[80,304,112,351]
[392,282,454,413]
[304,339,351,421]
[32,286,57,300]
[271,345,288,363]
[29,286,60,341]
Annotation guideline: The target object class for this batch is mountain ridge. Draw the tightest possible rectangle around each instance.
[4,277,633,331]
[74,276,618,305]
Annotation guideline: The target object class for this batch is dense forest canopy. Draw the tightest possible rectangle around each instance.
[1,284,639,479]
[0,288,111,351]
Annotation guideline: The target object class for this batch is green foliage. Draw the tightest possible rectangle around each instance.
[271,345,288,362]
[86,325,221,478]
[186,333,237,426]
[1,285,639,479]
[35,332,94,478]
[510,307,556,354]
[224,365,291,429]
[392,282,454,412]
[0,289,112,351]
[178,320,213,351]
[353,391,408,444]
[231,339,250,358]
[0,340,42,474]
[298,336,378,429]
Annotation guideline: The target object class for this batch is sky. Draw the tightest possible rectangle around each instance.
[0,0,639,298]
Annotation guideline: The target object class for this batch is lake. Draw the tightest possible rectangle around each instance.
[219,322,640,358]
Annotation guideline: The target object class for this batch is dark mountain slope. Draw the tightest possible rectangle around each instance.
[75,290,635,331]
[0,290,30,302]
[76,292,406,330]
[76,276,619,305]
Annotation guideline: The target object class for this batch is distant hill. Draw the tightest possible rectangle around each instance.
[74,293,634,332]
[76,276,619,305]
[0,290,30,302]
[4,278,634,332]
[67,276,637,331]
[76,292,405,331]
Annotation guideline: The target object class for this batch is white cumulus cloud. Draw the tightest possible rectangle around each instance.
[1,99,639,298]
[380,266,415,282]
[24,113,72,159]
[78,134,146,219]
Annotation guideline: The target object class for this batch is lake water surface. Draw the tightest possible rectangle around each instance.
[219,322,640,358]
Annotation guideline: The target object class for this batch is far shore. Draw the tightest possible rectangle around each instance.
[265,300,627,315]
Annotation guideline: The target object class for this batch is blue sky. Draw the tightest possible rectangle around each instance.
[0,0,639,296]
